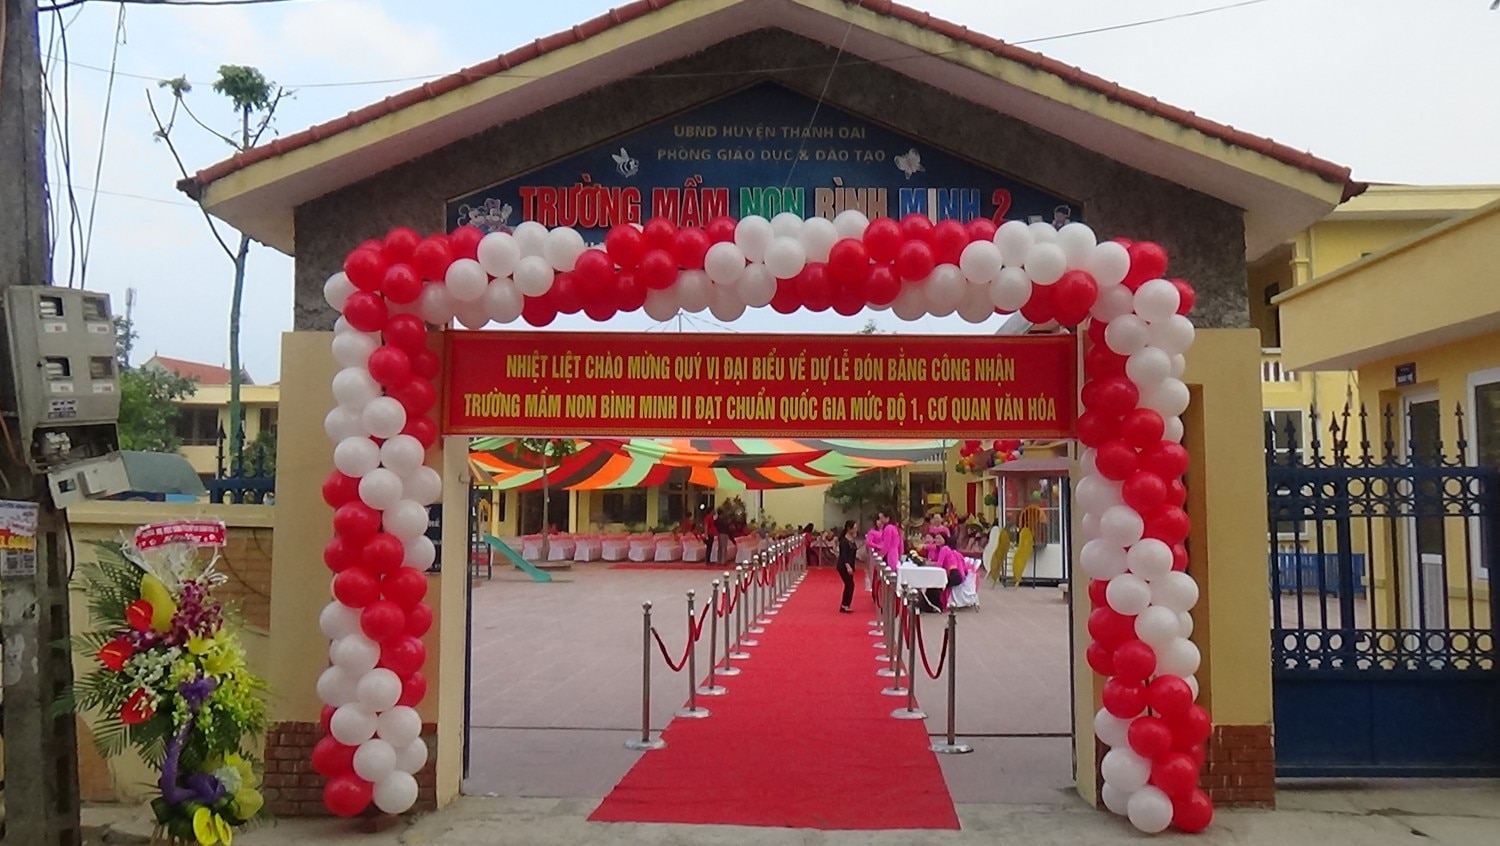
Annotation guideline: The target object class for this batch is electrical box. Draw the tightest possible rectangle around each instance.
[3,287,120,473]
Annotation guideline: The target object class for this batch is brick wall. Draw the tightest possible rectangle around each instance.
[215,527,273,628]
[263,721,439,817]
[1203,725,1275,807]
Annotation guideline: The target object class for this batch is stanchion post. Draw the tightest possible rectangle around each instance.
[881,586,909,692]
[755,557,773,625]
[876,568,894,658]
[718,572,741,676]
[698,580,727,695]
[868,553,883,631]
[737,565,759,646]
[767,551,782,613]
[931,607,972,753]
[675,590,710,719]
[892,589,927,719]
[625,601,667,750]
[728,568,752,657]
[747,557,766,634]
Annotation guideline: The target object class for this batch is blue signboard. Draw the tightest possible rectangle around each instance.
[445,83,1078,238]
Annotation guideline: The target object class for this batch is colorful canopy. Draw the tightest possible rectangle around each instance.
[468,437,951,491]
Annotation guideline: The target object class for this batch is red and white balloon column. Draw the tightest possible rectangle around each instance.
[312,213,1211,832]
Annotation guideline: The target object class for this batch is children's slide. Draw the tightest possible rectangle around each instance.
[483,534,553,583]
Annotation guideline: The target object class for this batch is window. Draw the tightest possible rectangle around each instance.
[601,490,647,524]
[258,407,279,437]
[175,407,220,447]
[1264,409,1304,461]
[1468,367,1500,579]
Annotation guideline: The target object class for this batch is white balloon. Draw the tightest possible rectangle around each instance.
[1080,448,1098,477]
[738,263,776,307]
[1085,241,1131,287]
[416,283,455,326]
[1081,512,1101,538]
[1101,748,1151,793]
[454,298,489,330]
[833,209,869,239]
[644,286,679,322]
[959,241,1003,285]
[324,272,356,311]
[1152,570,1200,612]
[483,277,524,324]
[1023,242,1067,285]
[958,283,995,324]
[770,212,803,238]
[325,406,366,442]
[330,633,380,674]
[797,216,838,263]
[677,270,710,313]
[923,285,958,318]
[404,535,436,570]
[704,241,747,286]
[394,738,429,775]
[376,705,422,747]
[1105,315,1150,356]
[1090,284,1136,322]
[444,258,489,303]
[1135,605,1182,649]
[379,435,425,476]
[334,436,381,478]
[989,266,1032,311]
[1163,415,1185,444]
[1170,353,1187,379]
[333,316,355,335]
[764,236,807,279]
[356,668,403,712]
[1101,781,1132,816]
[513,255,555,297]
[891,282,927,321]
[1150,314,1196,355]
[331,331,379,369]
[1178,611,1195,639]
[512,220,549,258]
[925,264,965,312]
[1028,221,1058,243]
[332,367,381,410]
[1125,346,1173,389]
[1094,707,1132,749]
[1126,785,1174,834]
[383,499,429,541]
[320,601,363,640]
[359,468,405,511]
[1100,505,1145,546]
[1105,572,1152,616]
[1157,636,1202,677]
[1080,539,1129,580]
[372,771,419,815]
[1185,674,1200,701]
[362,396,408,440]
[353,738,398,782]
[708,290,747,323]
[1075,475,1123,513]
[1055,222,1097,267]
[317,665,360,707]
[330,704,378,745]
[1126,539,1174,581]
[403,465,443,506]
[477,231,521,278]
[1134,279,1181,323]
[994,220,1034,267]
[544,226,587,272]
[1143,378,1191,417]
[734,216,775,262]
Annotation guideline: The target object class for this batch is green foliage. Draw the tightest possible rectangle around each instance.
[113,314,138,368]
[212,65,273,114]
[118,366,197,452]
[244,429,276,474]
[828,467,903,522]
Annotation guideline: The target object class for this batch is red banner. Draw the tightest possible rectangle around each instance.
[133,520,227,550]
[442,331,1076,439]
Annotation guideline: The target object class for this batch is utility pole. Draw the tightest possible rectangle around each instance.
[0,0,84,843]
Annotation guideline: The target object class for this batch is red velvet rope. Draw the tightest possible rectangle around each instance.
[691,603,712,640]
[915,619,951,680]
[649,625,693,673]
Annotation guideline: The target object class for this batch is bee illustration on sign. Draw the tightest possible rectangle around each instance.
[895,148,924,180]
[612,147,639,178]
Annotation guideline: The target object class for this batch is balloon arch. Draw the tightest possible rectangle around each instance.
[313,212,1213,834]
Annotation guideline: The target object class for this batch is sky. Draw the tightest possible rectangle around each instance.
[40,0,1500,384]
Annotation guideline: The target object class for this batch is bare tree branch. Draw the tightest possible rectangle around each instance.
[177,95,240,149]
[247,87,289,148]
[145,88,237,262]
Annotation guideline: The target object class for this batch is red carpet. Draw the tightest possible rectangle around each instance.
[589,568,959,830]
[606,562,706,571]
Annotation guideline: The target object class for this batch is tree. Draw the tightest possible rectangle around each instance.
[516,438,578,559]
[827,467,904,525]
[147,66,288,477]
[117,367,197,453]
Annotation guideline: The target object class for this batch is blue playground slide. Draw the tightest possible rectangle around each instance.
[482,534,553,583]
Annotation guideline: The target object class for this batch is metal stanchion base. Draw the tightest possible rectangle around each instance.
[876,652,893,662]
[675,707,711,719]
[867,619,880,627]
[868,628,884,637]
[764,608,780,615]
[717,666,742,676]
[747,625,765,634]
[873,641,888,650]
[696,684,727,696]
[891,708,927,720]
[755,615,772,625]
[880,685,909,696]
[729,649,752,658]
[625,737,666,750]
[876,667,899,677]
[931,742,973,754]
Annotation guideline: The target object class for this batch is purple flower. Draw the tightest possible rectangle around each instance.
[179,675,217,711]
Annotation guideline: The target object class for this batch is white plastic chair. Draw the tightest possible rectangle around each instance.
[547,535,577,562]
[573,535,601,562]
[681,538,706,562]
[600,535,629,562]
[653,536,683,562]
[520,535,544,561]
[627,535,654,562]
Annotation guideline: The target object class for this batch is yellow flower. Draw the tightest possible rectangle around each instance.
[192,806,219,845]
[215,814,234,845]
[139,574,177,633]
[187,633,216,656]
[234,786,264,820]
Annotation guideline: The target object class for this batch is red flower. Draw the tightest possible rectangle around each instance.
[125,600,154,632]
[97,638,134,672]
[121,688,154,725]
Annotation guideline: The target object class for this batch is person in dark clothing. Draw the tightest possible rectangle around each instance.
[836,520,858,612]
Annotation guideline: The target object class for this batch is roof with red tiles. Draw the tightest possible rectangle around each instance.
[144,355,253,386]
[180,0,1359,201]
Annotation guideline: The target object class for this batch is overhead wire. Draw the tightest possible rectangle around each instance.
[80,4,127,289]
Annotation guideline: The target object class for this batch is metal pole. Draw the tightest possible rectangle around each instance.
[931,608,972,753]
[736,565,758,647]
[724,570,749,663]
[876,568,895,659]
[881,586,909,692]
[676,591,710,718]
[893,589,927,719]
[756,557,773,625]
[625,601,666,750]
[747,557,765,633]
[766,550,782,613]
[698,580,727,694]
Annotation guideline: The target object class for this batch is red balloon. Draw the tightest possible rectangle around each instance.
[769,277,800,314]
[1141,441,1191,480]
[865,264,901,306]
[863,217,904,263]
[1102,677,1148,719]
[402,415,438,450]
[343,291,388,333]
[1128,715,1175,759]
[671,227,711,270]
[1093,377,1140,417]
[362,533,405,574]
[1085,641,1115,676]
[1087,606,1136,646]
[1019,282,1055,323]
[1165,478,1188,508]
[582,297,617,323]
[1113,639,1158,683]
[410,348,440,381]
[548,272,583,314]
[522,295,557,327]
[894,239,936,282]
[705,216,737,244]
[1147,675,1195,717]
[405,602,434,638]
[320,705,337,734]
[344,248,387,292]
[1087,578,1109,608]
[1052,270,1099,327]
[1181,741,1207,769]
[605,225,646,269]
[794,264,833,310]
[366,346,412,388]
[323,773,373,818]
[898,213,935,243]
[311,736,357,778]
[828,238,870,286]
[930,220,968,265]
[1095,440,1140,481]
[380,636,427,678]
[322,471,360,508]
[1085,344,1128,379]
[1170,278,1196,316]
[332,567,380,608]
[1122,470,1168,514]
[360,600,407,642]
[397,671,428,708]
[1075,410,1120,449]
[1172,704,1213,747]
[382,227,422,264]
[1172,789,1214,833]
[966,217,998,243]
[637,248,677,290]
[1120,409,1166,449]
[389,378,437,417]
[383,313,428,354]
[323,535,358,573]
[383,567,429,608]
[831,285,865,316]
[412,236,454,282]
[1171,543,1190,572]
[574,249,616,293]
[1144,506,1191,545]
[1152,751,1200,798]
[448,226,483,261]
[334,502,381,544]
[642,218,677,251]
[1125,241,1169,289]
[381,263,423,305]
[1086,316,1109,346]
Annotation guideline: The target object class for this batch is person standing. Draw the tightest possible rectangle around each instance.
[704,507,720,566]
[836,520,858,612]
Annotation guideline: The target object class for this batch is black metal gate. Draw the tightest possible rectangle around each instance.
[1267,404,1500,777]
